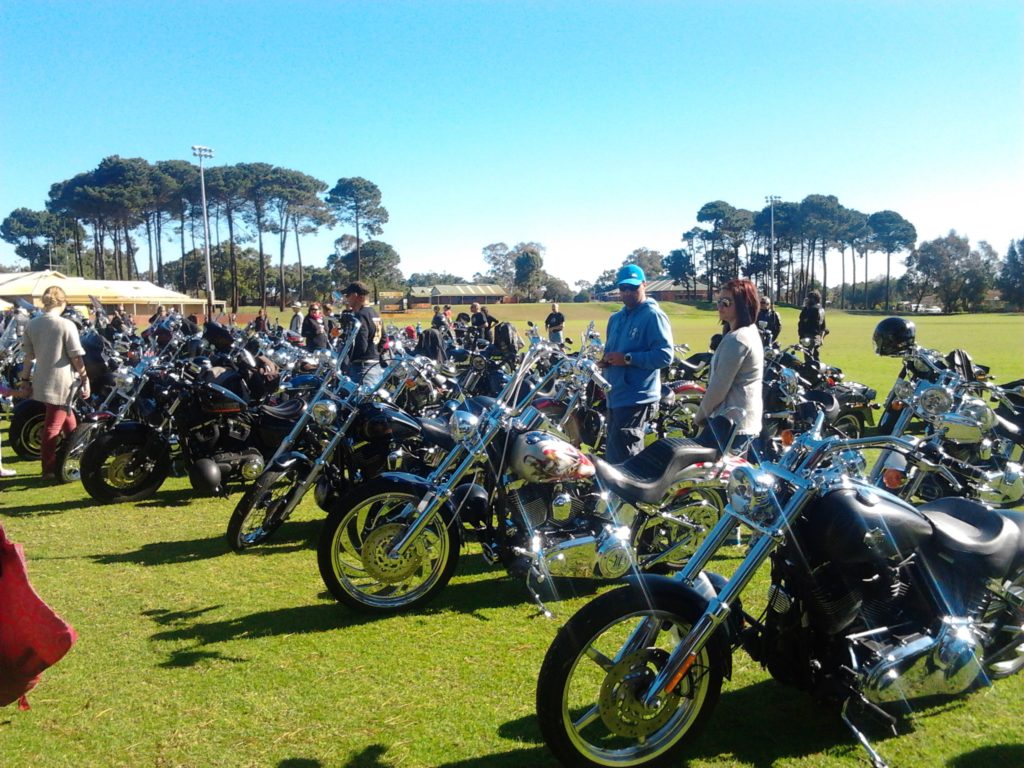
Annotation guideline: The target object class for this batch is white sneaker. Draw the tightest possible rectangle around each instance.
[0,468,16,478]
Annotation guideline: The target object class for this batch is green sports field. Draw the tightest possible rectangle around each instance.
[1,306,1022,767]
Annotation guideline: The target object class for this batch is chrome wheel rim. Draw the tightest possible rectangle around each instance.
[562,610,711,763]
[327,491,450,608]
[238,474,293,545]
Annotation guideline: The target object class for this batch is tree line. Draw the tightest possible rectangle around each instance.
[3,162,1022,312]
[0,155,389,311]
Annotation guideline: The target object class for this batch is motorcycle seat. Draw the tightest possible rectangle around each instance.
[920,497,1018,577]
[593,438,719,505]
[258,398,305,421]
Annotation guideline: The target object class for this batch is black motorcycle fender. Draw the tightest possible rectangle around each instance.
[623,572,736,680]
[109,421,171,459]
[270,451,312,473]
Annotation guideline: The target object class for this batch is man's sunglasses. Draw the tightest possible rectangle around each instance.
[618,284,639,292]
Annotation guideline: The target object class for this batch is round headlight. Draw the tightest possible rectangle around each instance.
[918,385,953,417]
[781,368,800,396]
[892,379,915,403]
[270,348,291,367]
[449,409,479,440]
[316,349,334,365]
[470,354,488,371]
[311,400,338,427]
[114,368,136,391]
[727,465,775,520]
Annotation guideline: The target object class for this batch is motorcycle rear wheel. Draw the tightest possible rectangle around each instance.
[982,582,1024,679]
[317,478,460,614]
[639,487,725,570]
[831,411,865,439]
[57,423,103,483]
[537,586,722,768]
[227,468,303,551]
[80,430,171,503]
[656,397,701,440]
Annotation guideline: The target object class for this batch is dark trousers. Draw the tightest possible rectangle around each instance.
[604,403,655,465]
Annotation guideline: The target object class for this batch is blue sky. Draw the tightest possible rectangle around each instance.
[1,1,1021,287]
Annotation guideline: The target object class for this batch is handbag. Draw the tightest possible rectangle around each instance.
[0,524,77,709]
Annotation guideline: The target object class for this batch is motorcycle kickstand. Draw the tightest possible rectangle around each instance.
[840,698,893,768]
[524,562,556,620]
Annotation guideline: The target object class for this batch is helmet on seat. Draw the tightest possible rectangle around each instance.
[873,317,916,356]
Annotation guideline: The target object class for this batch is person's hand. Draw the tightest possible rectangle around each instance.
[16,380,31,399]
[603,351,627,367]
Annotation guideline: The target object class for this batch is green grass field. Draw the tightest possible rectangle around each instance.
[2,306,1023,767]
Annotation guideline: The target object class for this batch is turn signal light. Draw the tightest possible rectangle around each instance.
[882,468,907,489]
[781,429,795,447]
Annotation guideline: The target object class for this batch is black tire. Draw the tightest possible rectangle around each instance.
[57,422,104,483]
[80,429,171,503]
[226,467,304,551]
[831,411,865,439]
[317,478,460,614]
[536,586,723,768]
[8,402,47,460]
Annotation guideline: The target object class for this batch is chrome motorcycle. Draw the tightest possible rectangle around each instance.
[317,335,748,615]
[536,411,1024,768]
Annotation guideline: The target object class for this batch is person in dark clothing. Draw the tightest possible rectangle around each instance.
[341,281,383,386]
[757,296,782,346]
[797,290,827,360]
[301,303,330,349]
[252,308,270,333]
[544,302,565,343]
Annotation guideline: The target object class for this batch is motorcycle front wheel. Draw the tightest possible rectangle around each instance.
[317,478,460,614]
[831,411,865,439]
[536,587,723,768]
[80,430,171,503]
[227,467,304,551]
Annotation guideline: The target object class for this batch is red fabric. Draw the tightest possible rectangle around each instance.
[0,524,77,708]
[42,404,78,475]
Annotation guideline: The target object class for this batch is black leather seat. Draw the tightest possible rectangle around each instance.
[920,497,1019,577]
[594,438,719,505]
[259,398,305,421]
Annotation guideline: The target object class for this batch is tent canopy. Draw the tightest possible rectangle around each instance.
[0,270,221,313]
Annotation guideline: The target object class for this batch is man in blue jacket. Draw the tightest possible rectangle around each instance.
[599,264,674,463]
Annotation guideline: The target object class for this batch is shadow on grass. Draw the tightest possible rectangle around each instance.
[133,487,206,508]
[91,532,229,566]
[146,602,381,665]
[0,496,89,516]
[948,744,1024,767]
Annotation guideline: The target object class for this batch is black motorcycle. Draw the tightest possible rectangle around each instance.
[536,410,1024,768]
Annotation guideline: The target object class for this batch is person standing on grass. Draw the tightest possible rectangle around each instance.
[544,302,565,344]
[798,290,827,360]
[599,265,674,464]
[18,286,91,481]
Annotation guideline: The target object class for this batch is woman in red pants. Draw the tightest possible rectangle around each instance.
[18,286,90,481]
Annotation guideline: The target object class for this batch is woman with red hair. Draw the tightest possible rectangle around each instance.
[694,278,764,447]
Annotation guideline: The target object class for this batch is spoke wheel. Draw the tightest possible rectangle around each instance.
[657,397,701,440]
[639,487,725,570]
[227,468,304,551]
[317,479,459,613]
[537,587,722,768]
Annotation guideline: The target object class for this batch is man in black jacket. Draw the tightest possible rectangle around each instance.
[797,290,827,360]
[341,281,383,386]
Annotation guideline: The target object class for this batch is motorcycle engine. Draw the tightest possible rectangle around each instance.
[507,482,586,529]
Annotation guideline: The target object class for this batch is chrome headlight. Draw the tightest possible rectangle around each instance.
[727,465,775,522]
[918,385,954,417]
[449,409,480,440]
[470,354,487,371]
[958,398,997,432]
[892,379,915,403]
[311,400,338,427]
[315,349,334,365]
[270,348,291,367]
[114,368,136,391]
[781,368,800,396]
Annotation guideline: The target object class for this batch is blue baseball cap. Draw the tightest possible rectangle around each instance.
[616,264,646,286]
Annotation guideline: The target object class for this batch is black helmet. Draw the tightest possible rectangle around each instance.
[873,317,916,356]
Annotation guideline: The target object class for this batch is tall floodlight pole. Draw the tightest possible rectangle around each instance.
[192,145,215,319]
[765,195,781,300]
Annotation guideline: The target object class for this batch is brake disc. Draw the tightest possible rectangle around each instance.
[598,648,681,737]
[361,523,426,584]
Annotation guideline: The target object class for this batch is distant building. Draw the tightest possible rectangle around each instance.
[598,279,709,303]
[408,284,507,306]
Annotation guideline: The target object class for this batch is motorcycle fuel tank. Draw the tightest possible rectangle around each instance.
[510,431,595,483]
[801,487,933,565]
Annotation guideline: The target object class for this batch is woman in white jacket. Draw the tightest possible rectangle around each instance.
[694,278,764,450]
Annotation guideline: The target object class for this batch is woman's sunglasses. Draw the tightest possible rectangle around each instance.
[716,297,733,308]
